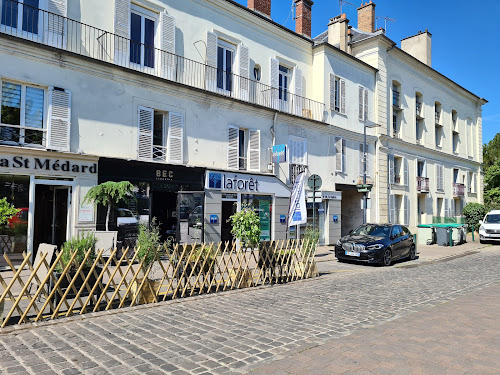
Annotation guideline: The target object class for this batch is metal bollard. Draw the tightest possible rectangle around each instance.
[449,228,453,247]
[414,234,417,252]
[471,225,475,242]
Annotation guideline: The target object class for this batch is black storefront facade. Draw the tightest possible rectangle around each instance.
[98,158,205,246]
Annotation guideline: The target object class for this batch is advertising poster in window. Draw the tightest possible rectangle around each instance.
[259,199,270,241]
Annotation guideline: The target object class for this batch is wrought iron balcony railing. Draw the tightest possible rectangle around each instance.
[416,176,429,193]
[453,183,465,197]
[0,1,325,122]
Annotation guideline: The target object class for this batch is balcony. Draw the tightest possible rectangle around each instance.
[416,177,429,193]
[0,2,325,122]
[453,183,465,197]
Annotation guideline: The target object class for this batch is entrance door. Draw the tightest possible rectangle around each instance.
[33,185,70,252]
[221,200,236,243]
[177,192,205,244]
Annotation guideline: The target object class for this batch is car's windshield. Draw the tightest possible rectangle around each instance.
[118,209,134,217]
[485,214,500,224]
[351,225,390,237]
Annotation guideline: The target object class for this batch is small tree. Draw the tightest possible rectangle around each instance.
[228,204,261,248]
[136,218,163,271]
[462,202,486,232]
[83,181,134,231]
[0,198,19,226]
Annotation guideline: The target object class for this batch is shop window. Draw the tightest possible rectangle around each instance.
[1,80,45,146]
[242,195,272,241]
[0,174,30,254]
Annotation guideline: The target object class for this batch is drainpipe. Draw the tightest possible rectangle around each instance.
[270,112,278,174]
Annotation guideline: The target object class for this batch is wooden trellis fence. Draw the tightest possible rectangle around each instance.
[0,240,317,327]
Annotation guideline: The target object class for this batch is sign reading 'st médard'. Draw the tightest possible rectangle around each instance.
[0,156,97,174]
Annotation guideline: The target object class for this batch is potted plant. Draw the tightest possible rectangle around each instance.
[133,218,170,304]
[11,223,28,254]
[83,181,134,231]
[0,198,19,255]
[228,204,261,287]
[52,231,99,304]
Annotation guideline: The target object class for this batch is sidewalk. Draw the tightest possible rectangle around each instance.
[247,282,500,374]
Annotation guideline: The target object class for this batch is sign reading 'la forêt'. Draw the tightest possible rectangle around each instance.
[208,172,259,192]
[0,156,97,174]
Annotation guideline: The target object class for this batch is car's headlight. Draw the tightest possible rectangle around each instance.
[336,239,342,246]
[366,244,384,250]
[479,225,485,232]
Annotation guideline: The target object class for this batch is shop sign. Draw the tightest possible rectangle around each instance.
[272,144,286,163]
[155,169,174,181]
[321,191,342,200]
[207,172,259,192]
[0,156,97,174]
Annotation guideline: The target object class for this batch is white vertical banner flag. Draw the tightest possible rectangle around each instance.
[288,172,307,226]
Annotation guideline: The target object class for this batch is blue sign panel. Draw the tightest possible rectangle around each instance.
[333,215,338,222]
[210,215,218,224]
[272,144,287,163]
[280,215,286,224]
[208,172,222,189]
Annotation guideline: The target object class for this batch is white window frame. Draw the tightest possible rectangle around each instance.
[0,79,47,147]
[333,76,345,114]
[130,3,159,71]
[289,135,307,166]
[0,0,44,40]
[278,64,292,111]
[152,110,168,162]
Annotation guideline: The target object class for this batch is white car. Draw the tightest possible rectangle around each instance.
[479,210,500,243]
[117,208,138,227]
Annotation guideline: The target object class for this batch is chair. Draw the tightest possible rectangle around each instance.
[28,243,57,295]
[93,231,118,258]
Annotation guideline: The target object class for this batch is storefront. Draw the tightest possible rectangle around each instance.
[0,147,98,257]
[204,170,291,243]
[98,158,205,246]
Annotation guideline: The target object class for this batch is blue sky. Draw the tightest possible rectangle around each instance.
[234,0,500,145]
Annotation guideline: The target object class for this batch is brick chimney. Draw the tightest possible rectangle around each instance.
[401,29,432,66]
[357,1,375,33]
[294,0,313,37]
[328,14,349,52]
[248,0,271,17]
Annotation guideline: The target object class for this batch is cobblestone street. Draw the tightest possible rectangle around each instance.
[1,244,499,375]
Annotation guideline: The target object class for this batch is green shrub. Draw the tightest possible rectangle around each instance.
[60,232,97,271]
[302,226,319,256]
[228,204,261,248]
[0,198,19,226]
[462,203,487,232]
[136,218,170,270]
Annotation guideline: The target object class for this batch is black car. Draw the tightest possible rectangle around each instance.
[335,224,416,266]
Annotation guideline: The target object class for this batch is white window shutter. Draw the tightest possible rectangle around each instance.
[450,199,455,218]
[137,106,153,160]
[440,165,444,190]
[340,79,346,114]
[403,195,409,226]
[238,44,249,101]
[44,0,67,49]
[389,194,395,223]
[335,137,342,172]
[114,0,130,65]
[329,74,335,111]
[424,161,427,178]
[389,154,395,185]
[341,138,346,173]
[359,143,364,177]
[167,112,183,163]
[404,158,409,187]
[270,58,279,110]
[162,11,176,81]
[364,89,368,121]
[473,172,477,194]
[444,198,449,218]
[294,67,303,116]
[358,87,364,120]
[227,125,239,169]
[248,129,260,171]
[47,87,71,152]
[206,31,218,91]
[289,137,296,164]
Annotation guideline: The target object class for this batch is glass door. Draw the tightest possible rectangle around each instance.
[177,191,204,244]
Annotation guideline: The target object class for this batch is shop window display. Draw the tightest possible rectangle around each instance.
[242,194,272,241]
[0,174,29,253]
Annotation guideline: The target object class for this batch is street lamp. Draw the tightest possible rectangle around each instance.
[363,123,381,224]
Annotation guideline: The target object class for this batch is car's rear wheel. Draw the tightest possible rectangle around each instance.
[408,245,416,261]
[382,249,392,266]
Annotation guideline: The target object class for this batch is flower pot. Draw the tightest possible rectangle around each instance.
[50,267,103,305]
[229,269,253,288]
[131,279,162,304]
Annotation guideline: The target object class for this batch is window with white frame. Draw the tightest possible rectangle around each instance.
[227,125,260,171]
[217,39,235,92]
[1,0,40,34]
[138,106,184,163]
[329,74,345,114]
[278,65,290,105]
[130,4,158,69]
[289,135,307,185]
[335,136,346,173]
[0,80,45,146]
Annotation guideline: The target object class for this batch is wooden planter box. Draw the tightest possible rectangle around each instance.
[50,267,103,305]
[131,279,162,305]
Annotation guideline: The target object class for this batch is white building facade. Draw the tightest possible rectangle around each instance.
[0,0,483,255]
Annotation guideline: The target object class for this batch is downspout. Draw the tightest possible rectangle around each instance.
[270,112,278,174]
